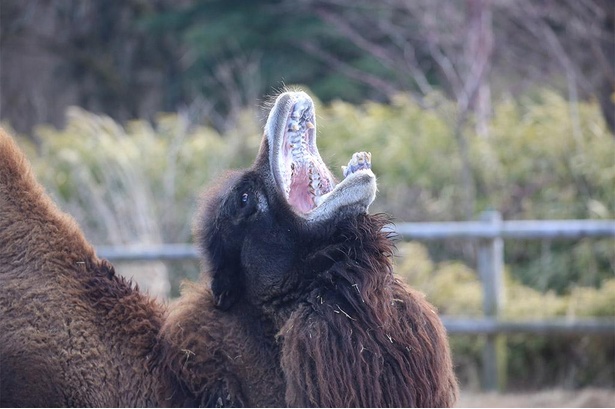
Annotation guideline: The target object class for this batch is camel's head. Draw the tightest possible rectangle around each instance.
[260,91,376,222]
[196,91,377,311]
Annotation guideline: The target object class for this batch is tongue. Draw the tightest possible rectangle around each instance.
[288,169,315,213]
[287,158,324,213]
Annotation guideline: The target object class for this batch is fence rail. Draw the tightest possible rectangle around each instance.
[97,220,615,261]
[97,218,615,260]
[97,243,198,261]
[441,317,615,335]
[391,218,615,239]
[95,212,615,391]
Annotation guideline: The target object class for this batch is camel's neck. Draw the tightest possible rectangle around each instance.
[157,283,287,407]
[258,213,396,330]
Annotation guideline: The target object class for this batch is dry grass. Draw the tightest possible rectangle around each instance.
[457,388,615,408]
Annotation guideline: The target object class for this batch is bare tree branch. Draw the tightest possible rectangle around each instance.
[297,40,402,98]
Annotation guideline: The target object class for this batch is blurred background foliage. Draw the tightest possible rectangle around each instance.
[13,91,613,295]
[1,0,613,391]
[396,241,615,389]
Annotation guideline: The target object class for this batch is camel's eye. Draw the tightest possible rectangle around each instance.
[234,180,259,219]
[240,192,249,207]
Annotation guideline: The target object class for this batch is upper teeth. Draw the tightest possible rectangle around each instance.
[309,163,322,196]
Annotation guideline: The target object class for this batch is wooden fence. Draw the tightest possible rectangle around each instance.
[97,211,615,391]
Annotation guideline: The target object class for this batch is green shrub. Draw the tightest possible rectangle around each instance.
[315,90,614,293]
[22,91,613,294]
[395,241,615,389]
[396,242,483,316]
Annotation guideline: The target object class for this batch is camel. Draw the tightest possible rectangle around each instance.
[0,90,458,407]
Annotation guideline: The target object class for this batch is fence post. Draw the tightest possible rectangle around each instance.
[477,210,507,391]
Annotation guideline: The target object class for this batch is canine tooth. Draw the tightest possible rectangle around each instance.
[291,123,300,132]
[308,180,317,196]
[306,121,314,129]
[343,151,372,176]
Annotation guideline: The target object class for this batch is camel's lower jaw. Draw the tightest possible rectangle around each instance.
[308,169,376,222]
[265,91,377,221]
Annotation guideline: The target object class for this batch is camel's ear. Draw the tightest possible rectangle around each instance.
[211,268,241,310]
[208,235,243,310]
[199,192,245,311]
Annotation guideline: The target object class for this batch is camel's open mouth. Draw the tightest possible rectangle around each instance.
[265,91,376,221]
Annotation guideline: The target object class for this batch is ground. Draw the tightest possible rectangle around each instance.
[457,388,615,408]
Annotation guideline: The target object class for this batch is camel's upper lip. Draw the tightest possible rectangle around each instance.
[265,91,377,221]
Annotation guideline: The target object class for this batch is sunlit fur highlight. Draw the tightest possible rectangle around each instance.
[0,128,165,407]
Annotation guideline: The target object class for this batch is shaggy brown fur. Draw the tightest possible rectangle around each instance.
[160,209,458,407]
[279,213,457,407]
[157,282,287,407]
[0,129,166,407]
